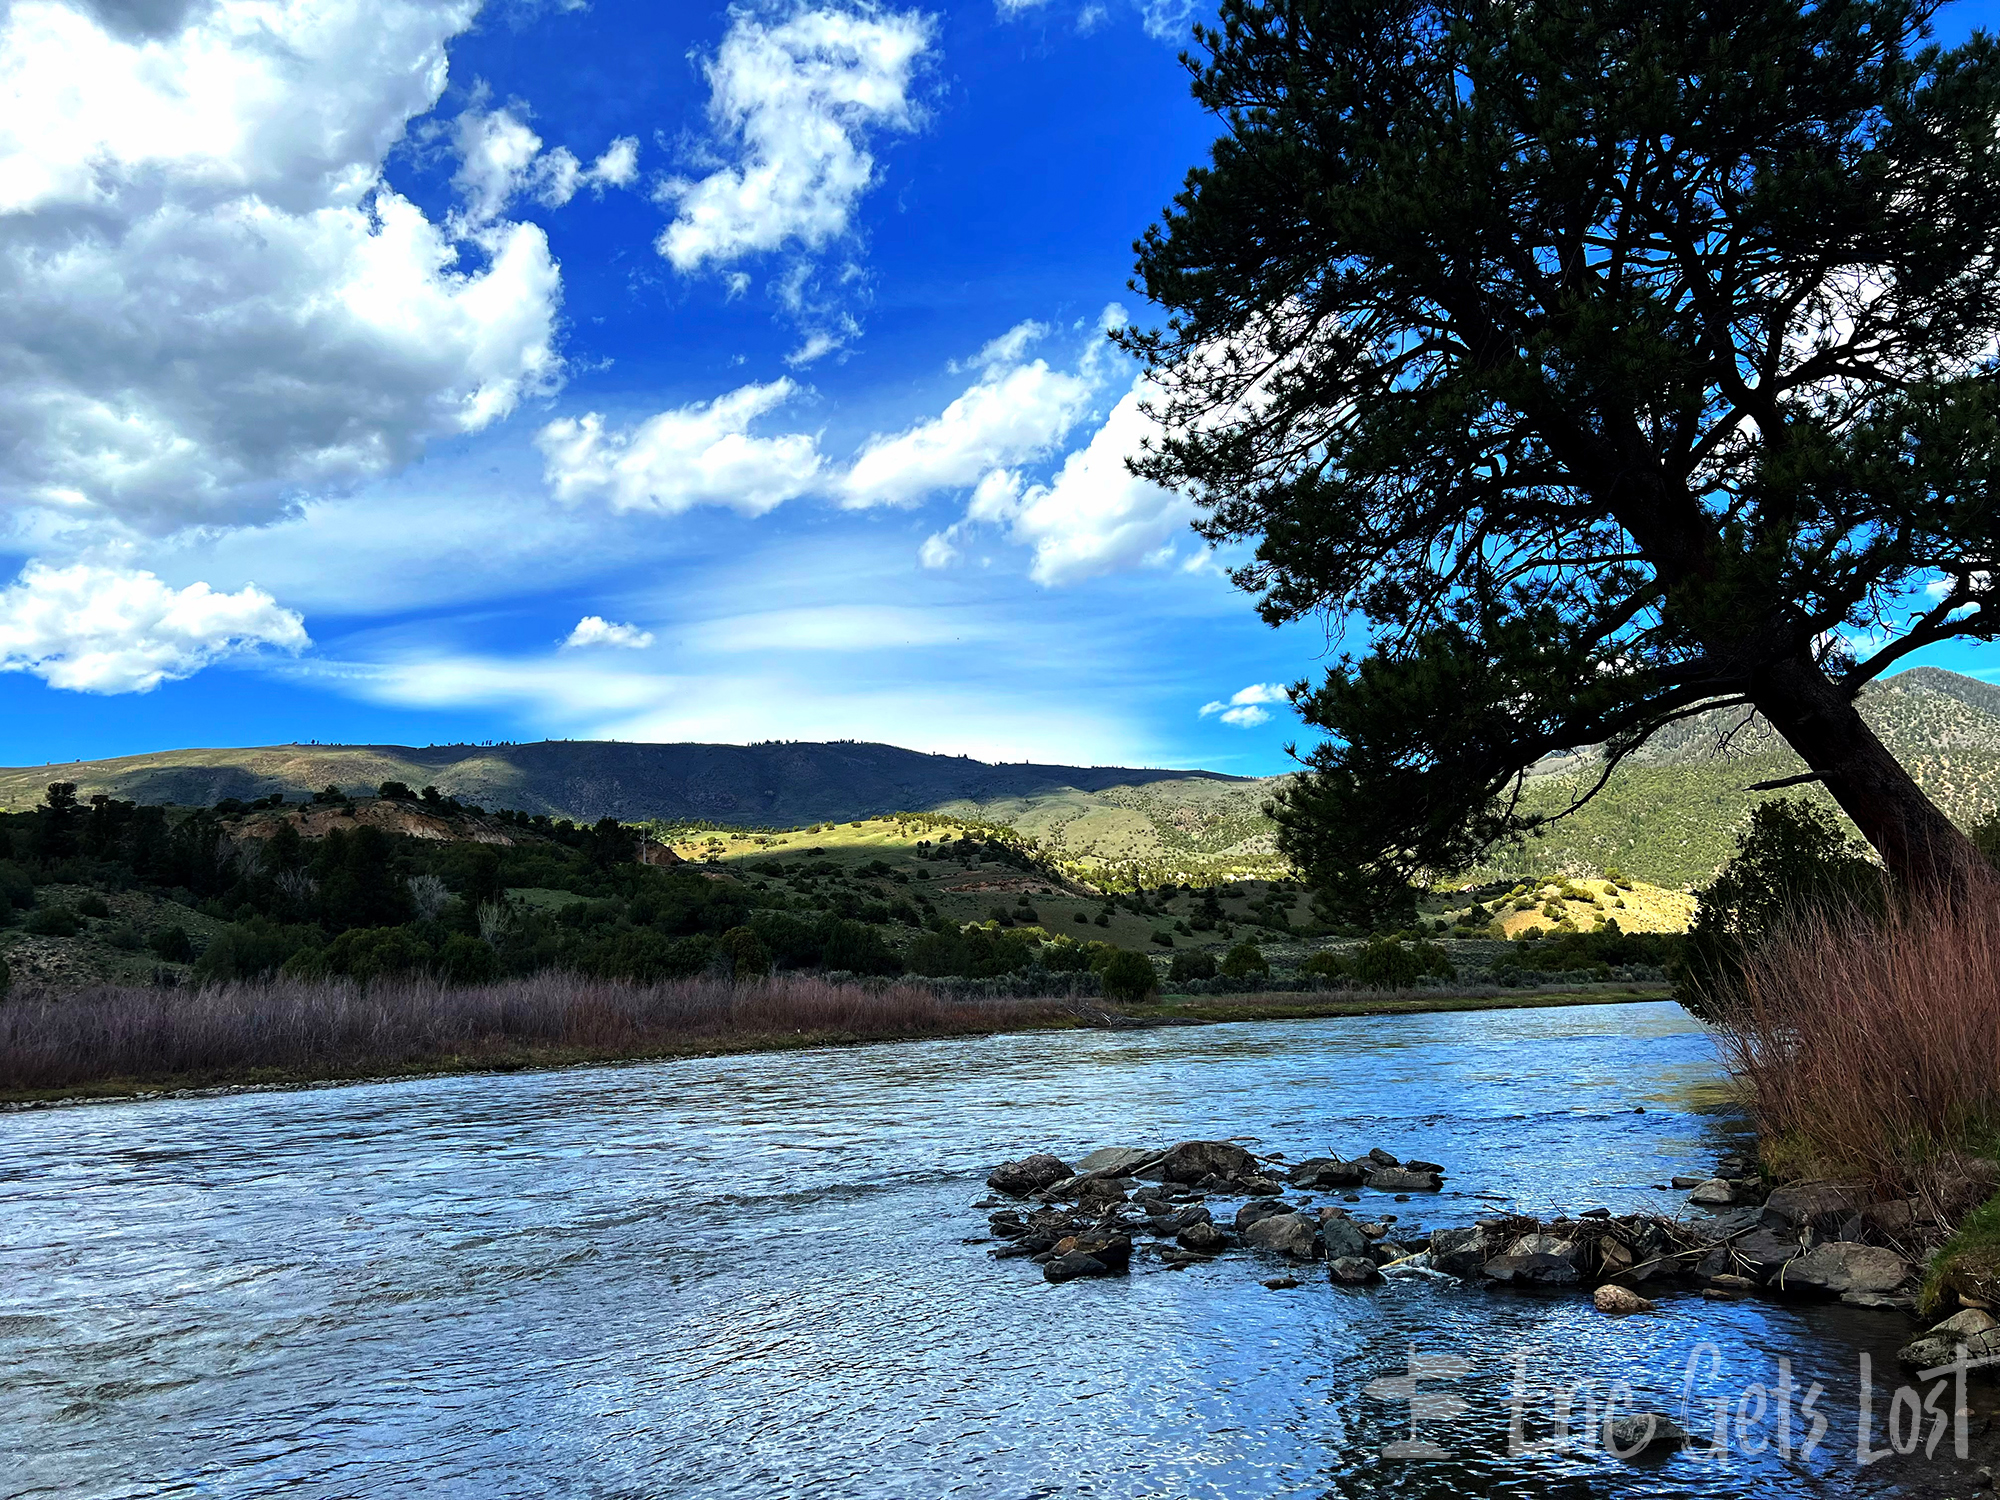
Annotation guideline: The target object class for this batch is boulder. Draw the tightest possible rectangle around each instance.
[1365,1147,1401,1167]
[1076,1147,1159,1177]
[1320,1212,1373,1262]
[1075,1177,1130,1204]
[1429,1226,1488,1277]
[1242,1213,1321,1260]
[1761,1183,1872,1234]
[1899,1310,2000,1369]
[1177,1220,1230,1252]
[1365,1167,1443,1192]
[1156,1140,1260,1185]
[1729,1228,1807,1278]
[1861,1198,1928,1240]
[1601,1411,1688,1459]
[1687,1178,1745,1206]
[1236,1199,1294,1232]
[1157,1204,1213,1237]
[1240,1175,1287,1197]
[1593,1285,1656,1315]
[1043,1252,1112,1283]
[1483,1252,1581,1286]
[988,1153,1070,1196]
[1670,1176,1704,1190]
[1287,1156,1366,1189]
[1689,1206,1765,1241]
[1776,1242,1910,1296]
[1262,1275,1300,1290]
[1405,1159,1444,1173]
[1328,1255,1382,1284]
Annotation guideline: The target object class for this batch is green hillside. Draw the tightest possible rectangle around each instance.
[9,664,2000,891]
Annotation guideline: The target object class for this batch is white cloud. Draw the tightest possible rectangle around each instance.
[454,105,640,225]
[563,615,655,650]
[1004,378,1198,584]
[0,561,308,693]
[1200,682,1288,728]
[657,3,933,272]
[0,0,564,533]
[536,380,824,516]
[840,324,1098,508]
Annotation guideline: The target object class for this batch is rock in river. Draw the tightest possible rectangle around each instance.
[1076,1147,1159,1177]
[1320,1212,1374,1262]
[989,1153,1070,1196]
[1776,1242,1909,1297]
[1242,1213,1320,1260]
[1287,1157,1366,1189]
[1592,1285,1656,1315]
[1328,1255,1382,1285]
[1602,1411,1688,1459]
[1043,1252,1111,1283]
[1364,1167,1443,1192]
[1156,1140,1260,1185]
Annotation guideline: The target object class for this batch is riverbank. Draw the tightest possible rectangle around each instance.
[0,974,1668,1106]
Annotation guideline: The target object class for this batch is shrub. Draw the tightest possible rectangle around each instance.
[0,862,32,910]
[1219,940,1269,978]
[75,892,110,919]
[1299,950,1351,982]
[1073,911,1090,924]
[1710,894,2000,1194]
[1168,949,1218,984]
[1350,937,1455,988]
[194,918,322,982]
[26,906,80,938]
[106,923,145,952]
[1150,929,1175,947]
[1099,949,1158,1003]
[718,926,772,979]
[1678,797,1883,1018]
[150,924,197,962]
[437,933,500,985]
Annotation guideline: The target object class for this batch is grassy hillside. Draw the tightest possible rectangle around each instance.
[10,665,2000,894]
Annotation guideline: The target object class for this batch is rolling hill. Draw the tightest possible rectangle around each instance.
[9,664,2000,890]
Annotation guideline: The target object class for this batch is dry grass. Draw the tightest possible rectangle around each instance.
[1707,895,2000,1196]
[0,972,1071,1098]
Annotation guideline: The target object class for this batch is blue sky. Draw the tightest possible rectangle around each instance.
[1,0,1997,776]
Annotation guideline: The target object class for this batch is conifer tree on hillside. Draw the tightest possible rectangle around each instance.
[1125,0,2000,911]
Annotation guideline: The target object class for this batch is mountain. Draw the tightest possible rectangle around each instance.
[0,739,1249,832]
[9,664,2000,890]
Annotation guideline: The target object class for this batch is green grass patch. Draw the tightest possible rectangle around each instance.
[1924,1188,2000,1315]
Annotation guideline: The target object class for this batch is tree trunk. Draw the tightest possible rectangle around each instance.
[1752,655,1980,889]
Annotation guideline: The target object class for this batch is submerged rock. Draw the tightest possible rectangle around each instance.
[1043,1251,1111,1283]
[1602,1411,1688,1459]
[1288,1156,1366,1189]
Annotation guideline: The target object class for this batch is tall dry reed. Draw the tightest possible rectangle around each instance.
[0,972,1069,1094]
[1708,895,2000,1194]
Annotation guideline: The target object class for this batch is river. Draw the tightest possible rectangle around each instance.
[1,1000,1988,1498]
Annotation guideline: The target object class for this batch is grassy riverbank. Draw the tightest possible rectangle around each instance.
[0,974,1672,1106]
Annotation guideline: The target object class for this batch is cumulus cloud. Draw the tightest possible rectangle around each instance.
[1200,682,1289,728]
[1001,378,1198,585]
[454,105,640,226]
[563,615,655,650]
[0,561,308,693]
[0,0,564,534]
[536,380,824,516]
[842,322,1097,508]
[657,3,933,272]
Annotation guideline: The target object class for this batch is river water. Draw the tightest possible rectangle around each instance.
[1,1000,1990,1499]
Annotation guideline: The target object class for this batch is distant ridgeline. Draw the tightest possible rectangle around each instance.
[6,662,1999,892]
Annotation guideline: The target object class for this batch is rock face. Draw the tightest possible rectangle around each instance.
[1156,1140,1260,1185]
[1777,1242,1910,1296]
[1364,1167,1443,1192]
[988,1153,1070,1196]
[1243,1213,1321,1260]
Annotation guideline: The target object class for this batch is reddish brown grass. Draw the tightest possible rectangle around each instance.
[0,972,1071,1096]
[1708,895,2000,1194]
